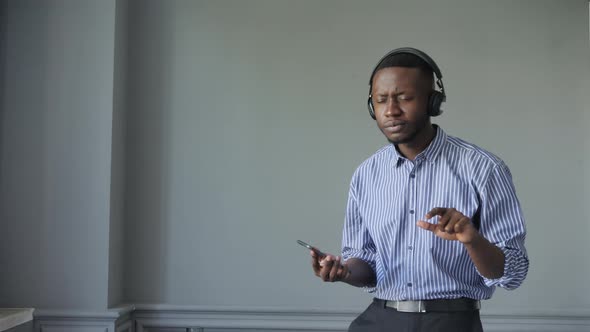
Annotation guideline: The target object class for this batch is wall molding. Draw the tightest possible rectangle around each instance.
[33,306,133,332]
[32,304,590,332]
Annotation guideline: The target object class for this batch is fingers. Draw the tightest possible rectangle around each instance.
[416,220,438,232]
[452,217,471,234]
[315,254,333,281]
[316,255,348,282]
[436,208,458,231]
[425,207,446,219]
[328,256,341,281]
[425,208,469,234]
[311,250,321,275]
[442,213,469,234]
[419,208,478,245]
[319,256,338,282]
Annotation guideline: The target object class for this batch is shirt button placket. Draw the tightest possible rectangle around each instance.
[407,165,418,299]
[409,170,416,217]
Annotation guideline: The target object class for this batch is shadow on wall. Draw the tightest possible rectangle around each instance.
[0,1,51,307]
[0,2,5,190]
[123,0,175,303]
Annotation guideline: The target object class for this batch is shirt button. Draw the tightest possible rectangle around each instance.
[408,245,413,250]
[410,174,415,178]
[407,283,413,287]
[409,210,414,214]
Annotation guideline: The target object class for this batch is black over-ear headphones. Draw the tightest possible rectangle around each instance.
[367,47,446,119]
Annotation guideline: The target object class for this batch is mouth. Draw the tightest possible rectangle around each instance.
[384,122,406,133]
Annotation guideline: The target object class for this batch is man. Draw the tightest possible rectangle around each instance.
[309,48,528,332]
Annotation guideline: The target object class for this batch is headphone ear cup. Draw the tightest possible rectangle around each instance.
[428,91,444,117]
[367,96,376,120]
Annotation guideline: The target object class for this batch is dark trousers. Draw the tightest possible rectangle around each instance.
[348,299,483,332]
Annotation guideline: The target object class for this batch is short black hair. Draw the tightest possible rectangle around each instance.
[370,53,434,88]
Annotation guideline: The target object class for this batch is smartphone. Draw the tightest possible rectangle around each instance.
[297,240,326,258]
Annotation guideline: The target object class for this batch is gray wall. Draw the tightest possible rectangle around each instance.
[0,0,589,319]
[0,0,117,310]
[123,0,590,315]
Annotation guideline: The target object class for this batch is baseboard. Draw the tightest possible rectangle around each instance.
[481,314,590,332]
[32,304,590,332]
[33,306,133,332]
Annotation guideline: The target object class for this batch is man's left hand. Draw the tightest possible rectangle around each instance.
[416,207,479,244]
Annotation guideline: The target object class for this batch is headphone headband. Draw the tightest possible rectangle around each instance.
[369,47,443,85]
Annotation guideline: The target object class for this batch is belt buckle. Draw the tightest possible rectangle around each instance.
[396,300,426,313]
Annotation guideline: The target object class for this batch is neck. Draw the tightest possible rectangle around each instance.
[396,124,437,161]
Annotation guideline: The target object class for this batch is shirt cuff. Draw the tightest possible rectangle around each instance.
[481,246,529,290]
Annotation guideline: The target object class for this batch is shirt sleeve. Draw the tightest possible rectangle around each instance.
[341,172,378,292]
[478,162,529,290]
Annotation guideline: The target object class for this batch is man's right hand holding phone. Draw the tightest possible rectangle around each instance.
[311,250,351,283]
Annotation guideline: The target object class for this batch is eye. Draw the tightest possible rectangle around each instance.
[398,95,414,102]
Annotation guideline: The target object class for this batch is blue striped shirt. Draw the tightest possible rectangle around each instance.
[342,126,528,301]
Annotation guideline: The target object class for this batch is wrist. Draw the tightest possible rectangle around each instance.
[462,231,484,247]
[341,263,352,283]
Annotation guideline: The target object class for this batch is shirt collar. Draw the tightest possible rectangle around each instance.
[389,125,447,166]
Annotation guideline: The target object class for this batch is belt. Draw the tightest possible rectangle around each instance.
[375,298,481,313]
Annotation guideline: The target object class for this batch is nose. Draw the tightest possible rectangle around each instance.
[384,99,402,117]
